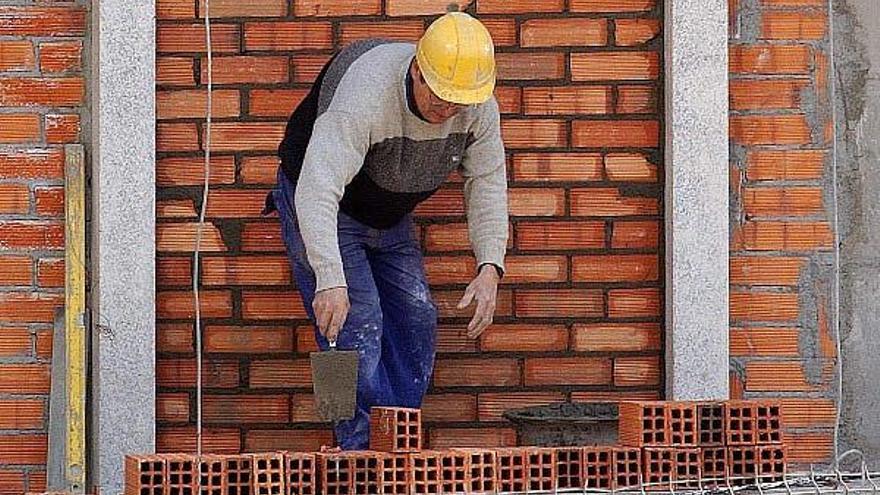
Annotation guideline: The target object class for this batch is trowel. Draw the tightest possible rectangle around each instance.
[310,338,359,422]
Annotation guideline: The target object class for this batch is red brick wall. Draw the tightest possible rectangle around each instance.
[155,0,664,453]
[0,4,86,493]
[729,0,836,465]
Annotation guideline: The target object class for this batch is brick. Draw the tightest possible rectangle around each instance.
[204,325,293,353]
[36,258,64,288]
[606,153,658,181]
[157,89,240,120]
[380,454,409,495]
[571,187,659,216]
[157,393,190,422]
[157,323,194,353]
[730,79,807,110]
[612,447,641,489]
[433,358,520,387]
[124,455,165,495]
[157,156,235,187]
[614,356,661,387]
[619,402,666,447]
[729,44,811,74]
[158,0,196,18]
[477,0,563,13]
[249,358,311,388]
[157,289,232,319]
[157,122,199,151]
[196,455,227,495]
[616,85,658,114]
[0,364,49,394]
[0,471,25,494]
[521,18,607,47]
[422,393,477,422]
[0,292,63,324]
[730,327,800,357]
[483,19,517,47]
[201,255,290,286]
[0,114,39,143]
[39,41,82,73]
[480,324,568,352]
[0,77,84,106]
[424,256,474,284]
[407,451,442,494]
[240,156,280,184]
[0,400,42,431]
[384,0,467,15]
[581,448,614,490]
[0,220,64,251]
[785,431,832,464]
[761,11,827,40]
[414,188,465,217]
[755,401,784,444]
[163,454,200,495]
[757,445,786,483]
[34,331,51,359]
[156,222,227,252]
[571,0,656,11]
[201,55,288,85]
[608,288,660,318]
[242,290,307,320]
[243,21,332,50]
[291,55,332,83]
[436,326,478,353]
[157,24,241,53]
[370,407,421,453]
[611,220,660,249]
[0,327,31,357]
[730,256,804,286]
[154,198,195,218]
[0,7,86,36]
[424,223,470,252]
[554,447,584,490]
[293,0,381,16]
[45,114,80,144]
[522,86,611,115]
[0,184,29,214]
[525,448,556,492]
[501,119,567,148]
[730,115,811,146]
[156,426,241,453]
[730,292,799,322]
[285,452,317,495]
[641,447,674,489]
[502,255,568,283]
[248,89,309,118]
[524,357,612,386]
[746,150,825,181]
[572,323,660,352]
[289,393,320,422]
[203,394,289,423]
[516,221,605,250]
[746,361,816,391]
[743,186,824,217]
[0,41,34,71]
[508,187,565,216]
[726,446,758,486]
[206,122,287,152]
[700,447,727,487]
[158,57,196,86]
[512,152,603,182]
[494,86,521,114]
[572,254,659,282]
[736,221,833,250]
[615,18,662,46]
[571,52,660,81]
[494,448,527,494]
[762,0,825,5]
[430,428,517,449]
[339,20,424,45]
[573,120,660,148]
[496,52,566,81]
[515,289,604,318]
[433,289,513,318]
[477,392,565,422]
[778,398,835,428]
[197,0,287,17]
[244,429,332,453]
[157,358,240,388]
[0,148,63,179]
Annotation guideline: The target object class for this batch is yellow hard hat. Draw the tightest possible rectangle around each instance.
[416,12,496,105]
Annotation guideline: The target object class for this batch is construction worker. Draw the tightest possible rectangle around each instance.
[265,11,508,450]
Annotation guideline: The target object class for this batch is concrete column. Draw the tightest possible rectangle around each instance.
[664,0,730,400]
[89,0,156,492]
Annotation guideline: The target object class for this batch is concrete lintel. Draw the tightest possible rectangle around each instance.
[664,0,730,400]
[89,0,156,492]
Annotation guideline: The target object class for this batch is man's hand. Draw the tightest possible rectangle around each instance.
[457,264,501,339]
[313,287,350,343]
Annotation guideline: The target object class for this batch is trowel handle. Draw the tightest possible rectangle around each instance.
[328,338,337,350]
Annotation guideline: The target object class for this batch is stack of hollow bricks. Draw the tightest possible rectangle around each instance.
[0,1,86,494]
[155,0,667,462]
[728,0,838,467]
[124,402,786,493]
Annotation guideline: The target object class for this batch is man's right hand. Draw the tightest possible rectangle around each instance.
[312,287,350,343]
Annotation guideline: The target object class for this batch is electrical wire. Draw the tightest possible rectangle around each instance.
[194,0,213,457]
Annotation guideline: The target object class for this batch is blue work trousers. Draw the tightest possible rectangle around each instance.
[272,169,438,450]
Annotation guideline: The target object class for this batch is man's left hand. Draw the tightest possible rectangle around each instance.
[457,264,501,339]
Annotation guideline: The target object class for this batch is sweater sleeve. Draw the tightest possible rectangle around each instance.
[461,98,509,273]
[294,110,368,291]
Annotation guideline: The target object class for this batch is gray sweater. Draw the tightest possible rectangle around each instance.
[289,41,508,291]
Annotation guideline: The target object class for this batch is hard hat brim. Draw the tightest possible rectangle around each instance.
[419,61,496,106]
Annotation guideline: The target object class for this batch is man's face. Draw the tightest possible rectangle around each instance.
[412,62,468,124]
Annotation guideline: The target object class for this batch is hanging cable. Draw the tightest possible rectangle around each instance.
[194,0,213,457]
